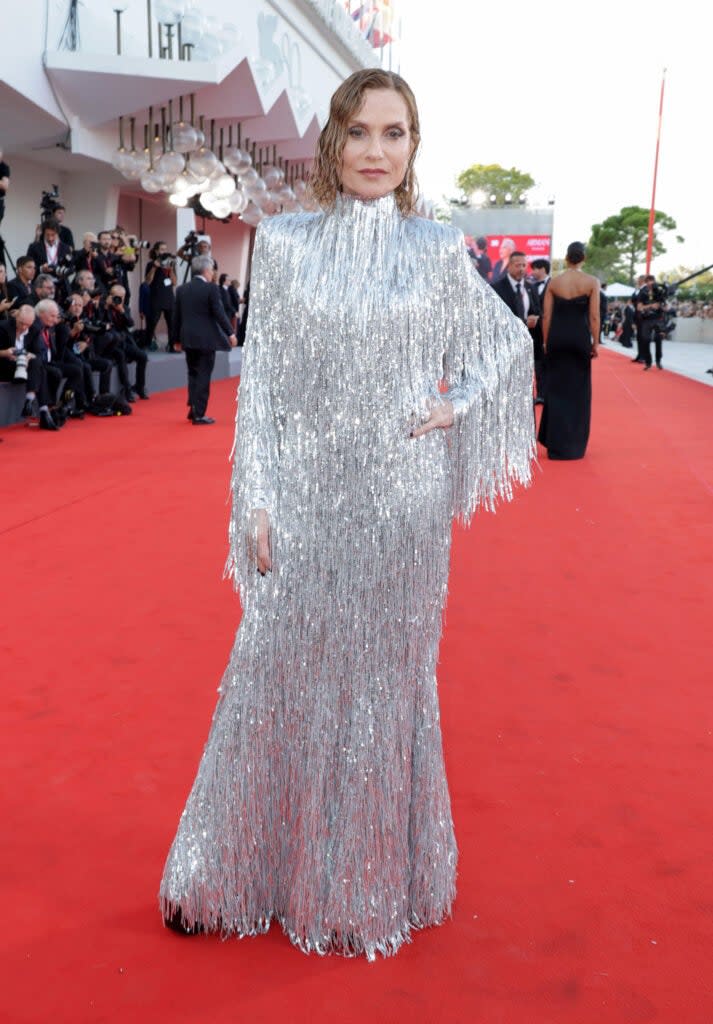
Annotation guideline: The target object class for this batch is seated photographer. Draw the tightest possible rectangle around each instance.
[0,304,37,405]
[7,256,37,306]
[27,219,74,301]
[103,283,149,400]
[55,294,110,411]
[26,299,76,430]
[31,273,56,306]
[73,278,131,398]
[145,242,176,351]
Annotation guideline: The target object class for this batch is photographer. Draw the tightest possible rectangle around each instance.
[25,299,72,430]
[27,219,74,302]
[176,232,218,273]
[7,255,36,305]
[74,272,132,398]
[102,283,149,400]
[31,273,55,306]
[108,227,138,303]
[636,274,667,371]
[56,293,111,410]
[0,305,38,413]
[145,242,177,351]
[73,232,99,277]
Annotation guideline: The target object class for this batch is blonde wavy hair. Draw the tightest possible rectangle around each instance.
[310,69,421,216]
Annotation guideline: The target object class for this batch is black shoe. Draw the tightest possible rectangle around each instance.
[163,909,204,936]
[192,416,215,425]
[643,364,652,371]
[706,368,713,375]
[632,357,644,363]
[21,397,37,418]
[124,389,136,404]
[135,388,150,399]
[39,409,59,431]
[187,410,194,421]
[656,363,663,370]
[534,397,544,406]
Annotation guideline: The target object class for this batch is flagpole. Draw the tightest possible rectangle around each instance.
[645,68,666,275]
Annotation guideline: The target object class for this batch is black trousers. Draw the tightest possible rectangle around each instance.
[94,333,130,391]
[185,348,215,418]
[147,307,175,346]
[640,319,663,367]
[87,353,112,394]
[28,359,63,407]
[60,353,96,407]
[121,335,148,392]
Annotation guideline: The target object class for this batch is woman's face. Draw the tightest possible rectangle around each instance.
[340,88,412,201]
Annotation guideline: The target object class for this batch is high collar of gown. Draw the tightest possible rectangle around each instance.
[323,192,403,273]
[330,190,400,226]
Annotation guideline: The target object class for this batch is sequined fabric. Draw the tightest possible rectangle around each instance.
[159,192,535,960]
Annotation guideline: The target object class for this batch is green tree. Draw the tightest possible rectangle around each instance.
[586,206,683,284]
[456,163,535,205]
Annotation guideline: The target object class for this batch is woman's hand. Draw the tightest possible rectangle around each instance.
[253,509,272,574]
[410,398,455,439]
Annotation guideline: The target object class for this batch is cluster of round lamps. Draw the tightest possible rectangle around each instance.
[112,122,316,225]
[152,2,240,60]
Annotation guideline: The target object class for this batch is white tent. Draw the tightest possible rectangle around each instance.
[605,282,635,298]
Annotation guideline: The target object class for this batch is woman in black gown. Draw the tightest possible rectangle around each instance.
[537,241,600,460]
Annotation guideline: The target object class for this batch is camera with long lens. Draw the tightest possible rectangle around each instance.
[40,184,61,222]
[127,235,151,250]
[46,252,76,279]
[13,349,28,382]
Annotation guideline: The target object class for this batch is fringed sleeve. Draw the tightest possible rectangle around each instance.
[224,222,280,597]
[442,229,536,521]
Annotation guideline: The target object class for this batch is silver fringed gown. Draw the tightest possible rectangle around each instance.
[159,192,535,960]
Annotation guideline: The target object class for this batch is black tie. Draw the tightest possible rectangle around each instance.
[514,281,525,320]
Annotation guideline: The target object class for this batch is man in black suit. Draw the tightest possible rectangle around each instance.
[27,219,74,301]
[26,299,81,429]
[173,255,237,424]
[529,258,550,403]
[492,251,541,403]
[631,275,646,363]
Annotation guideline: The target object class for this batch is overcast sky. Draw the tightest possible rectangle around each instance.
[399,0,711,276]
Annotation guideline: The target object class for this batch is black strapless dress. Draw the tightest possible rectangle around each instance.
[537,294,592,460]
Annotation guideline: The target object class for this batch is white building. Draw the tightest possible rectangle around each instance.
[1,1,392,312]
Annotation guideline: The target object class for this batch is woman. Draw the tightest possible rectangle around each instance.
[159,69,535,960]
[537,241,600,460]
[144,241,177,351]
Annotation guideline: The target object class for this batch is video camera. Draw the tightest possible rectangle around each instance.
[639,281,668,319]
[181,230,200,262]
[40,185,61,222]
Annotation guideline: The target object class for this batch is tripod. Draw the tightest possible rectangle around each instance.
[0,232,16,274]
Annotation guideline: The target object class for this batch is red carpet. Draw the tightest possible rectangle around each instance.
[2,352,713,1023]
